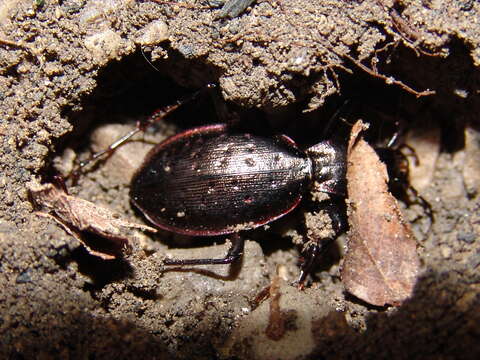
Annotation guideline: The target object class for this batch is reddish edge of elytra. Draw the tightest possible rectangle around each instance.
[137,194,304,237]
[275,134,300,150]
[139,123,228,167]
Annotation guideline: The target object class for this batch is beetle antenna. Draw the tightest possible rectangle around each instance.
[322,99,351,139]
[140,47,161,73]
[140,83,217,131]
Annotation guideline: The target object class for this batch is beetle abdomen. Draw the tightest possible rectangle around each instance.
[130,125,311,235]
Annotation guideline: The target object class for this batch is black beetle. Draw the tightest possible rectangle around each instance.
[129,123,347,283]
[72,85,348,284]
[131,124,346,234]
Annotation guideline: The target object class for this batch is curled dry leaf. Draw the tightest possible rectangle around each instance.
[28,179,156,259]
[341,121,420,306]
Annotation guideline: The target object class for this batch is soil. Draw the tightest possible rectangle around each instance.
[1,0,479,359]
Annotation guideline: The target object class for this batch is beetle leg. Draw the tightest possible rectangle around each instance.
[68,84,216,181]
[163,233,245,266]
[297,243,321,287]
[297,200,347,288]
[297,239,338,288]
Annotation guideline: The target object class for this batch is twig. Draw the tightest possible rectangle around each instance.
[0,38,27,49]
[0,37,44,65]
[376,0,443,57]
[342,52,435,97]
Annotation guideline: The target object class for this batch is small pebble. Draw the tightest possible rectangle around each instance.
[16,270,32,284]
[441,246,452,259]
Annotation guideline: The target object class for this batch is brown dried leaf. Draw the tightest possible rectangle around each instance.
[28,179,156,259]
[341,121,420,306]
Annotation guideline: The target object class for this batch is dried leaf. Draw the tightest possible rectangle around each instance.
[28,179,156,259]
[341,121,420,306]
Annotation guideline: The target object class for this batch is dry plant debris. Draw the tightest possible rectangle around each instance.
[27,179,156,260]
[341,120,420,306]
[265,273,286,341]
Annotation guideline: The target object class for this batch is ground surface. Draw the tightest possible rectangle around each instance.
[0,0,479,359]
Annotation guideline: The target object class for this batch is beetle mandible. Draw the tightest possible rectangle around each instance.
[76,84,348,285]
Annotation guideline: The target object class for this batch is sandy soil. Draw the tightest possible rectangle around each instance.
[1,0,479,359]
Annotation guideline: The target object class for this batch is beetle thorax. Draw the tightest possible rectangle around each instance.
[305,141,346,196]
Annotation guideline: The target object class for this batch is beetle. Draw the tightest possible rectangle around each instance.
[130,128,347,284]
[73,85,348,284]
